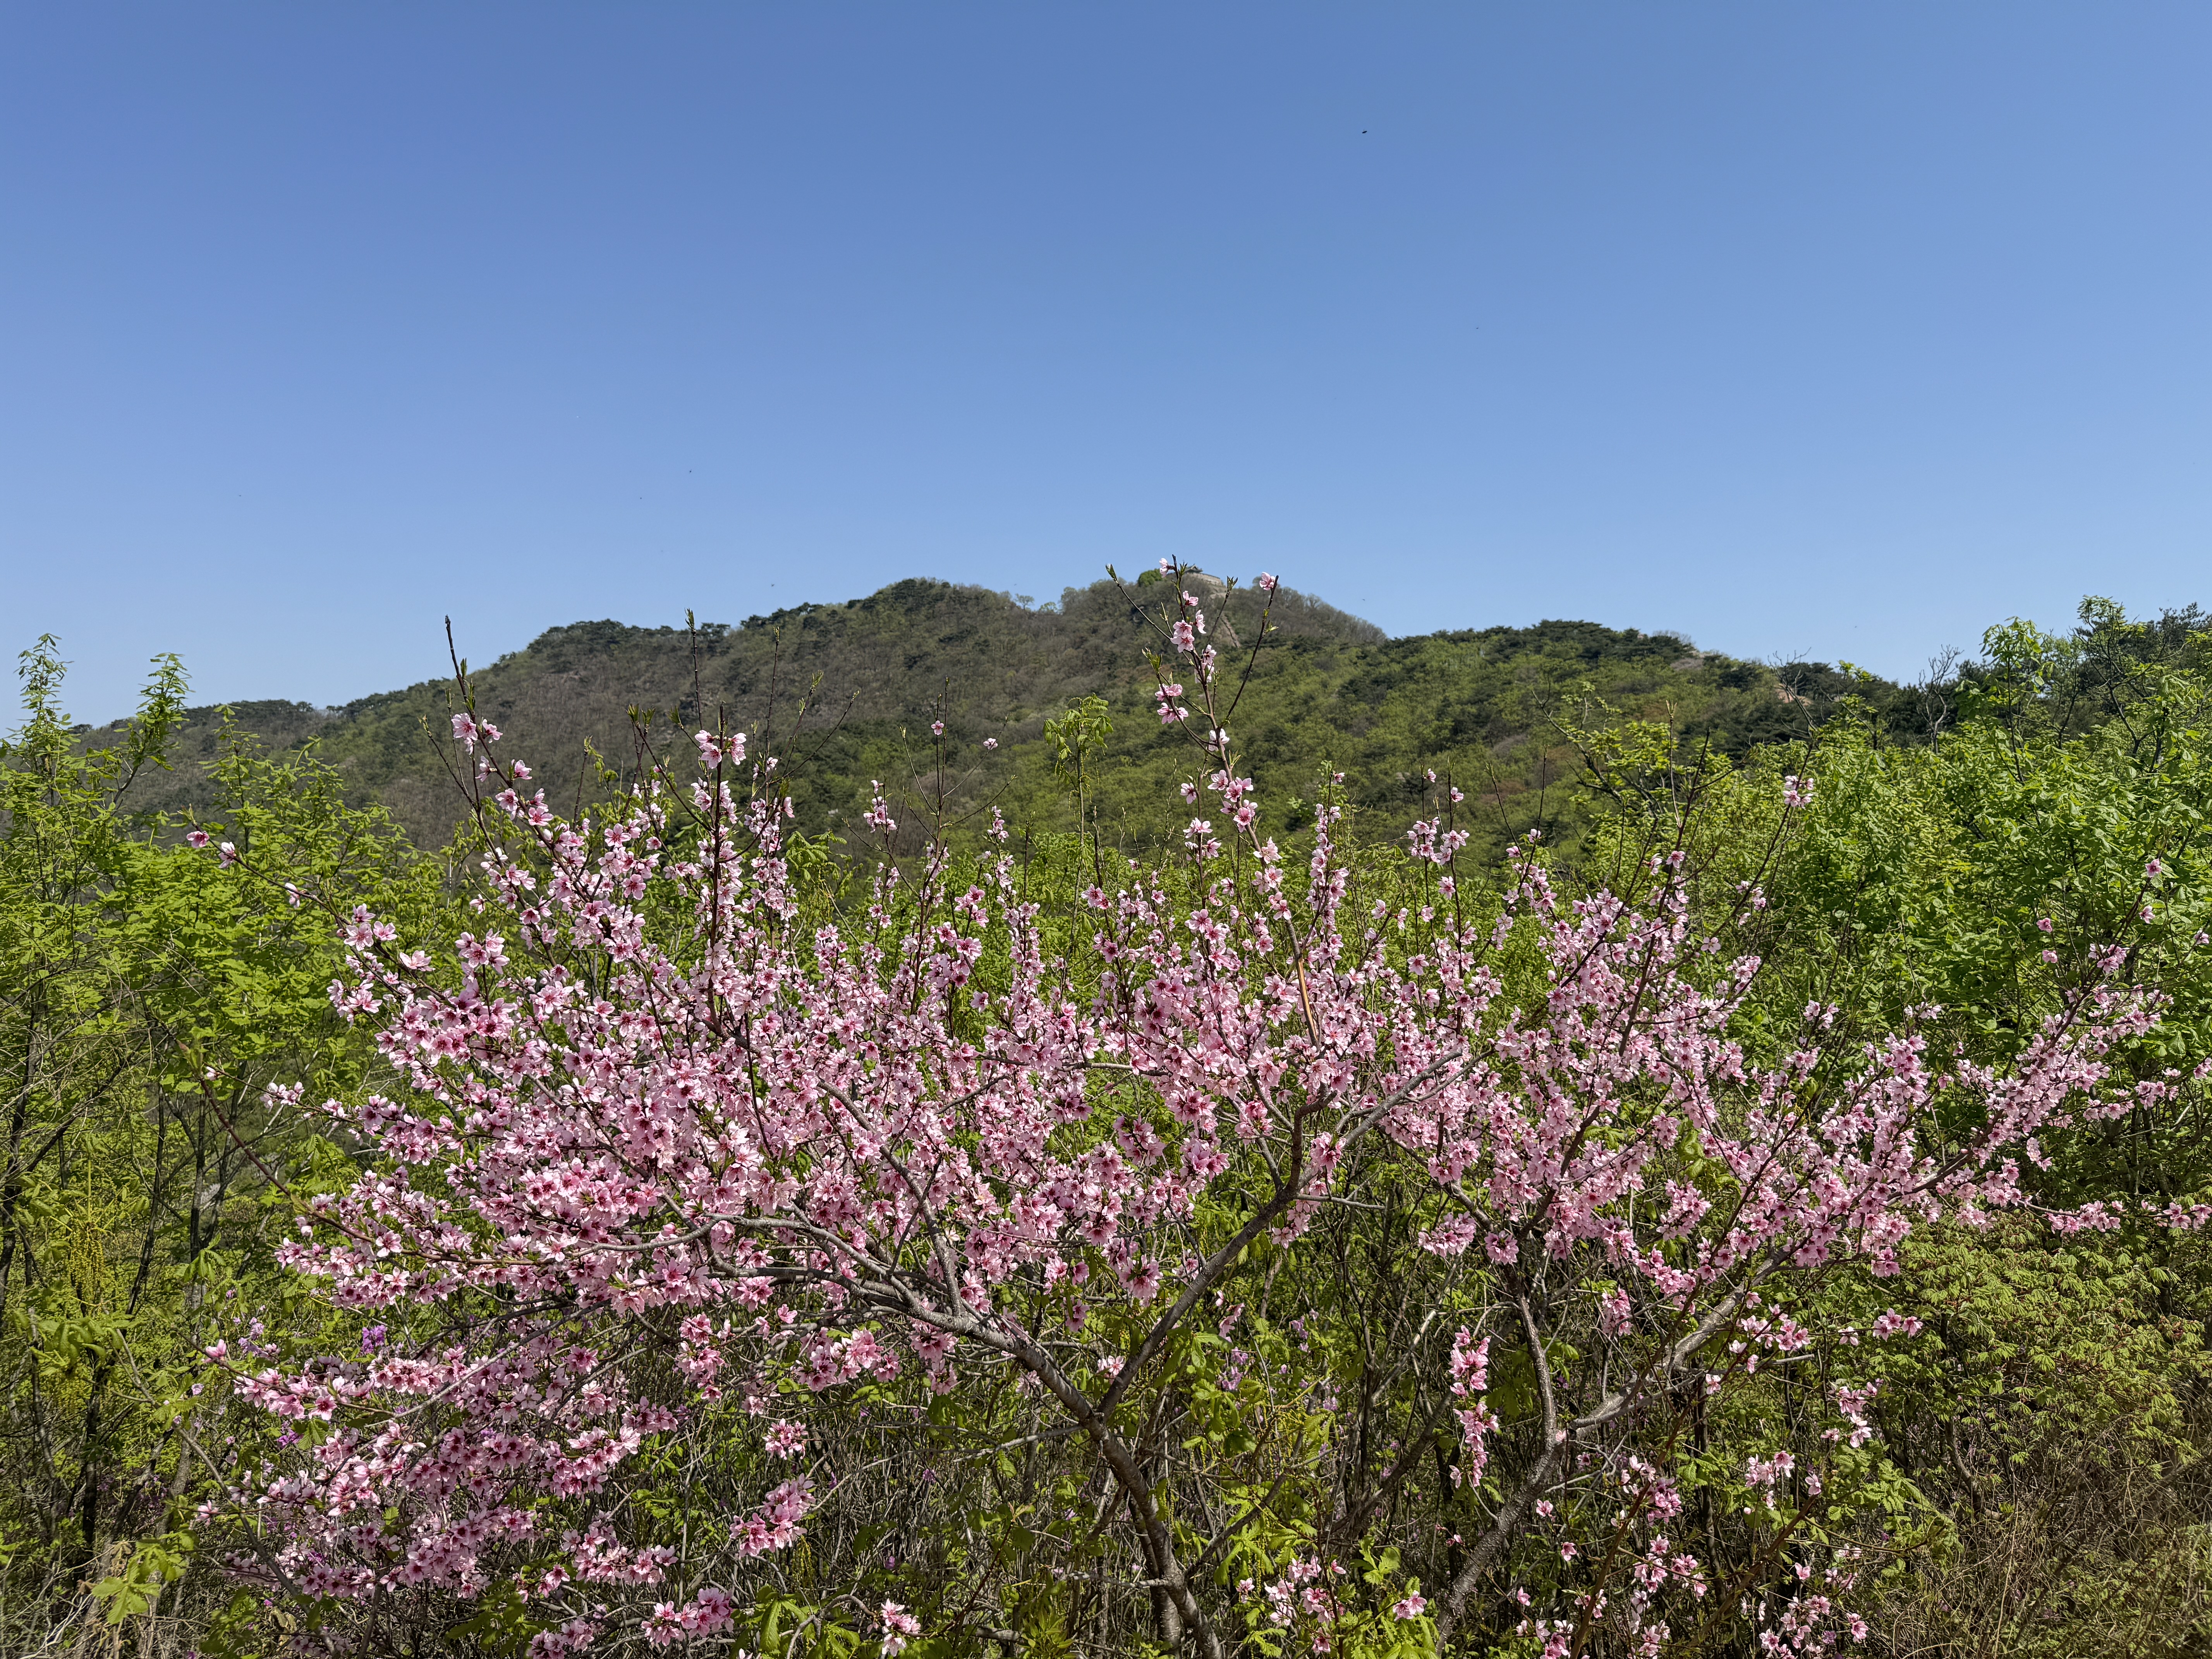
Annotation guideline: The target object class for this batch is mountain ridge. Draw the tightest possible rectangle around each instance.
[83,572,1915,862]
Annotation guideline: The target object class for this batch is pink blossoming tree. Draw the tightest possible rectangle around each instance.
[199,570,2166,1657]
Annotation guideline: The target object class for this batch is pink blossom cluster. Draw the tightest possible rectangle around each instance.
[1447,1326,1496,1487]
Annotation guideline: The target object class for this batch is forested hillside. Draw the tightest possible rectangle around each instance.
[95,570,1936,867]
[9,575,2212,1659]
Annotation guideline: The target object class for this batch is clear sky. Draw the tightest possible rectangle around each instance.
[5,4,2208,723]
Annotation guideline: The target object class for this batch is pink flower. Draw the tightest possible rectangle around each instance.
[880,1602,921,1655]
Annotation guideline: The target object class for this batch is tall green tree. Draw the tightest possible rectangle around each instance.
[0,642,439,1653]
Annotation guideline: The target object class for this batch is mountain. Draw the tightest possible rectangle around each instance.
[87,572,1921,864]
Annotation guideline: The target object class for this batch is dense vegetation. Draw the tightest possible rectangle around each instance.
[9,574,2212,1658]
[98,572,1943,869]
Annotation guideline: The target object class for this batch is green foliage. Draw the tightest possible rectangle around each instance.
[0,642,429,1652]
[92,575,1905,874]
[1611,596,2212,1656]
[1843,1223,2212,1656]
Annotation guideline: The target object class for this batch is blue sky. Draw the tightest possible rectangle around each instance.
[5,4,2208,722]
